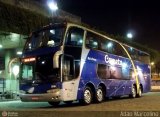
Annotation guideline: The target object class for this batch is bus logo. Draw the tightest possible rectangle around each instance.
[105,55,122,66]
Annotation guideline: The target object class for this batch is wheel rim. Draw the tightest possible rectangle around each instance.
[138,88,142,96]
[84,89,92,104]
[132,86,136,98]
[97,88,103,102]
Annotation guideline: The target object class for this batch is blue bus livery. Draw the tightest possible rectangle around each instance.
[19,22,151,106]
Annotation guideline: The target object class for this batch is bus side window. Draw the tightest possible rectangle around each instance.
[97,64,110,79]
[86,38,98,49]
[85,32,99,50]
[100,39,115,54]
[138,51,150,64]
[65,27,83,47]
[127,47,137,60]
[114,43,128,58]
[64,27,84,80]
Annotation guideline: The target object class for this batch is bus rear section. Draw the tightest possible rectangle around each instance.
[76,30,151,104]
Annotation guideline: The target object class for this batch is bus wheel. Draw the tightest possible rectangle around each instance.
[136,86,142,98]
[48,101,60,107]
[81,86,93,105]
[95,86,104,103]
[129,85,136,98]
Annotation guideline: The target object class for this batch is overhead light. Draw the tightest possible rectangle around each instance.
[11,33,20,41]
[151,62,155,66]
[12,65,20,76]
[127,32,133,39]
[47,0,58,11]
[0,44,2,48]
[17,51,22,55]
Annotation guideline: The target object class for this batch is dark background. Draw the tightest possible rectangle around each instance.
[40,0,160,51]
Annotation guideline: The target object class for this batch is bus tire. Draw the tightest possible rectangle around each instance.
[48,101,60,107]
[136,86,142,98]
[80,86,93,105]
[95,86,104,103]
[129,85,136,98]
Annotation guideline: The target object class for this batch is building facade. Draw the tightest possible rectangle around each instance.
[0,0,81,99]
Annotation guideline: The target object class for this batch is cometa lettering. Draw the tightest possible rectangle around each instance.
[105,55,122,65]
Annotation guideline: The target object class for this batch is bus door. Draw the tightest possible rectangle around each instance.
[61,27,84,101]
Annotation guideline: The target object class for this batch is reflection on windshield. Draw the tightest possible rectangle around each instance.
[22,63,34,80]
[25,27,64,51]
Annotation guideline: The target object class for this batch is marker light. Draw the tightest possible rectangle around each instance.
[23,57,36,63]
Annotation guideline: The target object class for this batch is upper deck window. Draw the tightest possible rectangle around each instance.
[124,45,150,64]
[65,27,84,47]
[25,25,65,51]
[85,31,127,58]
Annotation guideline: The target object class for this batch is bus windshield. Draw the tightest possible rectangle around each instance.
[25,25,65,51]
[21,55,61,83]
[21,63,34,81]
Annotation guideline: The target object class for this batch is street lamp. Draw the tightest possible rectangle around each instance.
[127,32,133,39]
[151,62,155,66]
[47,0,58,17]
[47,0,59,22]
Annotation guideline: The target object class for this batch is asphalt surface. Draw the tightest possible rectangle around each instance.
[0,92,160,117]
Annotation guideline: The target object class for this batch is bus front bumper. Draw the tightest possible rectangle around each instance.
[20,90,61,102]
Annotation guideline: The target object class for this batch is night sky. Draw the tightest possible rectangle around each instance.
[44,0,160,51]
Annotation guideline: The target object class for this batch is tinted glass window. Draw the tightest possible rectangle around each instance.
[97,64,129,79]
[21,63,34,80]
[138,51,150,64]
[97,64,131,79]
[97,64,110,79]
[65,27,84,47]
[64,27,84,80]
[127,47,138,60]
[100,39,127,57]
[101,39,114,53]
[86,31,127,58]
[25,26,64,51]
[86,32,99,49]
[124,45,150,64]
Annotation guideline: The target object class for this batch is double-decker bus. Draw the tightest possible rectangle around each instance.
[19,22,151,106]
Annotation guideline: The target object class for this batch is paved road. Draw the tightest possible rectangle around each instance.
[0,92,160,111]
